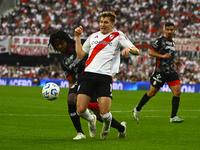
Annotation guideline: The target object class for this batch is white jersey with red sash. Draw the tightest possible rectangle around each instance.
[82,29,135,76]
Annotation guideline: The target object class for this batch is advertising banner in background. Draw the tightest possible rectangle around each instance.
[0,36,9,53]
[0,78,199,93]
[0,36,200,59]
[10,36,50,56]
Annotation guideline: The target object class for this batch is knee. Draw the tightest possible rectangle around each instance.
[174,90,181,97]
[67,99,76,104]
[147,91,156,98]
[77,107,86,115]
[67,94,77,104]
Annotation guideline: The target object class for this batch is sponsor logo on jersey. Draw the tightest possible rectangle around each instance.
[165,46,175,51]
[92,40,112,46]
[153,74,162,82]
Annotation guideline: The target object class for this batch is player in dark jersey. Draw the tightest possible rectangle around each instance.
[133,22,184,123]
[48,31,126,140]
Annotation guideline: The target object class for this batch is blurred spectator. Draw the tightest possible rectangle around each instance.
[0,0,200,39]
[32,73,40,86]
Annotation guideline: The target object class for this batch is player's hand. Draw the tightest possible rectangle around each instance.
[175,61,183,68]
[122,48,130,56]
[75,26,83,37]
[163,53,171,58]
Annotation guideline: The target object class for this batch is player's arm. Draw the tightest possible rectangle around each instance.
[122,46,139,56]
[75,26,87,59]
[149,49,171,58]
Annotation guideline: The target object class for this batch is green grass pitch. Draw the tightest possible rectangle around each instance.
[0,85,200,150]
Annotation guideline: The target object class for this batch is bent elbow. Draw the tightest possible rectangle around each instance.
[76,55,83,59]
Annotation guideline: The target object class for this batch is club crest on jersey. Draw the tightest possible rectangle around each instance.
[109,34,114,40]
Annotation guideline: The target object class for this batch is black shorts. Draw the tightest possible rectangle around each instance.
[77,72,113,99]
[68,81,98,103]
[150,71,181,89]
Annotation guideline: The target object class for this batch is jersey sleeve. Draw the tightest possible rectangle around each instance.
[151,38,161,52]
[82,36,91,54]
[119,31,134,48]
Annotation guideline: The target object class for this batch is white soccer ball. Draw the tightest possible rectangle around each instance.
[42,82,60,100]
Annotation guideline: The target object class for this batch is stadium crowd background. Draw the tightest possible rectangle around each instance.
[0,0,200,84]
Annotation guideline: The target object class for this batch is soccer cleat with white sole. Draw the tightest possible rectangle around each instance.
[133,106,140,121]
[170,116,184,123]
[88,114,97,138]
[100,122,110,140]
[118,121,127,138]
[73,133,86,140]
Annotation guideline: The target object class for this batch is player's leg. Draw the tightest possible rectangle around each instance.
[167,74,183,123]
[67,90,85,139]
[89,102,126,137]
[169,84,184,123]
[77,94,97,138]
[134,72,162,121]
[134,85,159,120]
[98,96,113,139]
[137,85,159,111]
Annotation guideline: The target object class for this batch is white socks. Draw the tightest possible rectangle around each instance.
[100,112,112,131]
[77,109,93,122]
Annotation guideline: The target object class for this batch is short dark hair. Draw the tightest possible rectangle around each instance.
[165,22,175,28]
[48,31,75,52]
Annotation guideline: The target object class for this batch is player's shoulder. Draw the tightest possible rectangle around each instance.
[112,29,124,35]
[154,36,164,44]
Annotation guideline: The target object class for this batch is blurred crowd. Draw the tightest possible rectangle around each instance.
[1,55,200,84]
[0,0,200,84]
[0,0,200,40]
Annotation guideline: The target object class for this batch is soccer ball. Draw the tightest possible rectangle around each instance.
[42,82,60,100]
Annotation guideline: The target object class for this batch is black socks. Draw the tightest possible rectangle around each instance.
[111,118,125,132]
[137,93,150,111]
[68,104,84,134]
[171,96,180,118]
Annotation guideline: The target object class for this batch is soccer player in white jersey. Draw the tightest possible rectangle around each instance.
[75,11,140,140]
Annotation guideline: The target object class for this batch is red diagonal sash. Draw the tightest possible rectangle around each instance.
[85,32,119,68]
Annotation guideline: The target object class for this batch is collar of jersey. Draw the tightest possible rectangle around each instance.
[64,44,73,55]
[163,35,172,41]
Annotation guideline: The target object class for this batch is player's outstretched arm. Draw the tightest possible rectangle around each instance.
[75,26,87,59]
